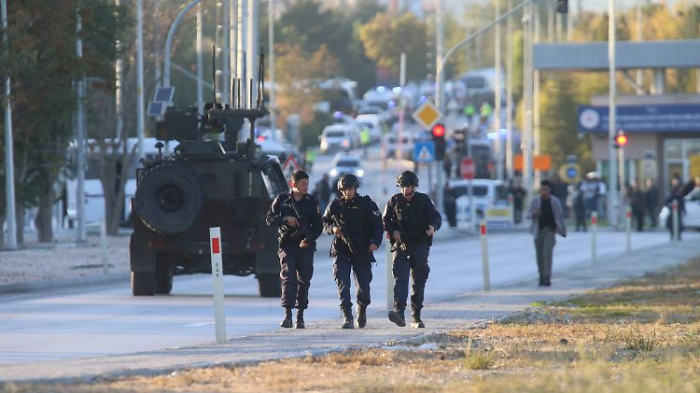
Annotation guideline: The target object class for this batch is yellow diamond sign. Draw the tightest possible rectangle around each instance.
[412,100,442,130]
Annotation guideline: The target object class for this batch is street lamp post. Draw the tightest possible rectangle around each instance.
[1,0,17,249]
[608,0,618,227]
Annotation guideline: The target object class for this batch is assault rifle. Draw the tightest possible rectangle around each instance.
[331,215,356,255]
[391,203,412,253]
[284,197,312,243]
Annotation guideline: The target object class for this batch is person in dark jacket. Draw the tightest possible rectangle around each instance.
[266,170,323,329]
[573,182,587,232]
[382,171,442,329]
[665,183,686,240]
[510,180,527,224]
[629,180,646,232]
[322,174,383,329]
[313,173,331,214]
[644,178,660,228]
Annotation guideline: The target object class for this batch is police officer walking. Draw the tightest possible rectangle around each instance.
[266,170,323,329]
[382,171,442,328]
[323,174,383,329]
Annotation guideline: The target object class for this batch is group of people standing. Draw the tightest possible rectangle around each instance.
[266,170,441,330]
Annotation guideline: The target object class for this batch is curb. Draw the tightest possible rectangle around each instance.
[0,273,130,295]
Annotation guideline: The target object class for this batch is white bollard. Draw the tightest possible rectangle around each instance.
[100,217,109,274]
[386,238,393,311]
[209,227,226,344]
[672,200,679,241]
[625,206,631,252]
[479,220,491,291]
[591,211,598,264]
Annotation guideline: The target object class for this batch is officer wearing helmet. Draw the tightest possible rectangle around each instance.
[382,170,442,328]
[322,174,383,329]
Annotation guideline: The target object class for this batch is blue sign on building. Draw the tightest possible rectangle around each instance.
[578,104,700,133]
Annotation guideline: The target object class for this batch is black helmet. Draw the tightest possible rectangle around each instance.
[396,171,419,187]
[337,174,360,191]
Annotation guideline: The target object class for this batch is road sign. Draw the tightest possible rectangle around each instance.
[559,163,581,182]
[514,154,552,171]
[461,157,475,180]
[412,100,442,130]
[414,141,435,163]
[282,155,301,184]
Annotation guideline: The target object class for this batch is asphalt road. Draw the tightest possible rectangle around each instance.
[2,141,695,367]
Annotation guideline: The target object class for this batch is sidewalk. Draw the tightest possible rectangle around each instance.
[1,236,698,385]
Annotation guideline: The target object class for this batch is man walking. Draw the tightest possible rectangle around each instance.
[383,171,442,328]
[266,170,323,329]
[323,174,383,329]
[527,179,567,287]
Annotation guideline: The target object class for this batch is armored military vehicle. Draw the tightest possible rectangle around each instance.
[130,63,287,297]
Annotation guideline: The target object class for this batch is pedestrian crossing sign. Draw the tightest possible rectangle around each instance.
[414,141,435,163]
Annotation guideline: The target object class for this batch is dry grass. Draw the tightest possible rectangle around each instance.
[5,258,700,393]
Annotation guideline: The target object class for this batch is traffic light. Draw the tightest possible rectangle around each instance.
[557,0,568,13]
[432,123,446,139]
[614,130,628,148]
[432,123,447,160]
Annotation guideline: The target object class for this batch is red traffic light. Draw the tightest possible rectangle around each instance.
[432,123,445,138]
[615,132,628,147]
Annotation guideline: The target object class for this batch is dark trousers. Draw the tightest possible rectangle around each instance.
[633,209,645,231]
[392,243,430,311]
[333,254,372,309]
[279,246,314,310]
[647,206,658,228]
[535,227,556,279]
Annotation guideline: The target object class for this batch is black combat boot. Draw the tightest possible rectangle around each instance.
[357,305,367,328]
[295,309,305,329]
[280,308,293,328]
[388,308,406,327]
[411,308,425,329]
[341,307,354,329]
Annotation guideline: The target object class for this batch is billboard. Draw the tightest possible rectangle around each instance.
[578,104,700,133]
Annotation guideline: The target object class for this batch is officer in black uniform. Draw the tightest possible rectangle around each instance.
[323,174,383,329]
[382,171,442,328]
[266,170,323,329]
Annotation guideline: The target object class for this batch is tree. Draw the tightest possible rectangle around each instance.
[359,12,428,82]
[0,0,127,243]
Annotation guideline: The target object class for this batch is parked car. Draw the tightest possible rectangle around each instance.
[383,131,415,160]
[319,124,356,154]
[445,179,509,225]
[355,114,383,144]
[659,188,700,229]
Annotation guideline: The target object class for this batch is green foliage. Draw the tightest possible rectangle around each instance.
[299,111,333,149]
[359,12,427,82]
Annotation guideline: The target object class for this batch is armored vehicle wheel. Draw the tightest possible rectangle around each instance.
[131,271,155,296]
[135,163,203,234]
[257,274,282,298]
[155,259,173,295]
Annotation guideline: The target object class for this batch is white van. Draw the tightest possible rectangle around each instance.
[66,137,163,227]
[446,179,510,225]
[319,124,355,154]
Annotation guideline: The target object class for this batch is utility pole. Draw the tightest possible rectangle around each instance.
[76,8,87,242]
[136,0,145,159]
[635,0,643,95]
[608,0,618,227]
[237,0,247,107]
[222,0,230,105]
[247,0,258,108]
[268,0,276,139]
[506,0,514,180]
[533,2,541,187]
[115,0,124,140]
[494,0,503,181]
[2,0,17,249]
[435,0,445,210]
[196,2,203,111]
[523,2,534,195]
[230,0,237,107]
